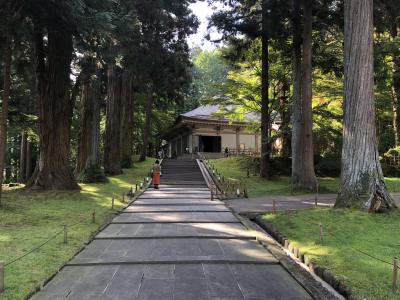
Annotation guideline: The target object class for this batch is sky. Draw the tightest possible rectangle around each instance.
[187,1,222,50]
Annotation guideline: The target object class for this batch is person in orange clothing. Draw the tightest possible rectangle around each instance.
[152,160,161,189]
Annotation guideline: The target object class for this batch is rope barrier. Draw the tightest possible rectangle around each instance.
[292,214,395,267]
[4,212,94,267]
[5,229,63,267]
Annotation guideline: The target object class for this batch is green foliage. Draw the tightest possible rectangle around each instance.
[381,162,400,177]
[384,146,400,157]
[314,156,341,177]
[263,209,400,299]
[186,48,230,110]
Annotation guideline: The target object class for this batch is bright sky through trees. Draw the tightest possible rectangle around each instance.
[188,1,221,50]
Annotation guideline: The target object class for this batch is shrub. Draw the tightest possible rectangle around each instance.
[77,165,108,183]
[315,157,341,177]
[381,162,400,177]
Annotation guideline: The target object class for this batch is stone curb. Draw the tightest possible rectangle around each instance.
[254,216,362,300]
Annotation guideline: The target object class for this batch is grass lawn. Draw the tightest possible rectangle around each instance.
[262,209,400,299]
[0,159,154,300]
[212,157,400,197]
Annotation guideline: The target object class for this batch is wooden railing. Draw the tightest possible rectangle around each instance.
[383,155,400,167]
[199,153,249,199]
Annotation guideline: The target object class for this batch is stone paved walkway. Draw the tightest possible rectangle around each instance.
[32,159,311,300]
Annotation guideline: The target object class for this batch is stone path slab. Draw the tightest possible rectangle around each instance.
[112,211,239,223]
[147,187,210,191]
[143,190,211,194]
[133,198,224,205]
[68,238,277,265]
[138,194,211,199]
[32,264,311,300]
[96,222,254,239]
[123,204,229,212]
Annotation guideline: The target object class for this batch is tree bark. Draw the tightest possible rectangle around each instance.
[104,64,123,175]
[25,139,33,182]
[291,0,303,183]
[29,24,79,190]
[260,0,271,178]
[391,24,400,147]
[19,131,27,183]
[76,67,104,181]
[280,83,291,158]
[120,71,134,168]
[139,94,153,161]
[336,0,396,211]
[298,0,317,190]
[0,33,12,202]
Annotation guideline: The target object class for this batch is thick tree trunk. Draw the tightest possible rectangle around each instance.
[19,131,27,183]
[120,71,134,168]
[0,33,12,201]
[29,25,79,190]
[392,88,399,147]
[76,68,104,182]
[280,83,291,158]
[391,24,400,147]
[336,0,396,211]
[291,0,303,184]
[298,0,317,190]
[260,0,271,178]
[25,140,33,181]
[104,65,123,175]
[139,94,153,162]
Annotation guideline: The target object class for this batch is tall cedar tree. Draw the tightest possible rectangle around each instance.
[210,0,284,177]
[291,0,302,184]
[29,23,79,189]
[301,0,317,189]
[335,0,396,211]
[104,64,123,175]
[260,0,271,177]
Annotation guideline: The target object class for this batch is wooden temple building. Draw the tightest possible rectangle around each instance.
[162,105,282,158]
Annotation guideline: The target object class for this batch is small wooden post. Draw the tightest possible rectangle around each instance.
[247,169,250,178]
[122,193,125,203]
[0,261,4,293]
[111,197,115,210]
[135,183,138,192]
[290,181,294,195]
[63,225,68,244]
[140,182,143,189]
[315,181,319,208]
[211,188,214,201]
[319,223,324,244]
[393,257,398,291]
[236,186,240,197]
[92,209,96,223]
[273,200,276,214]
